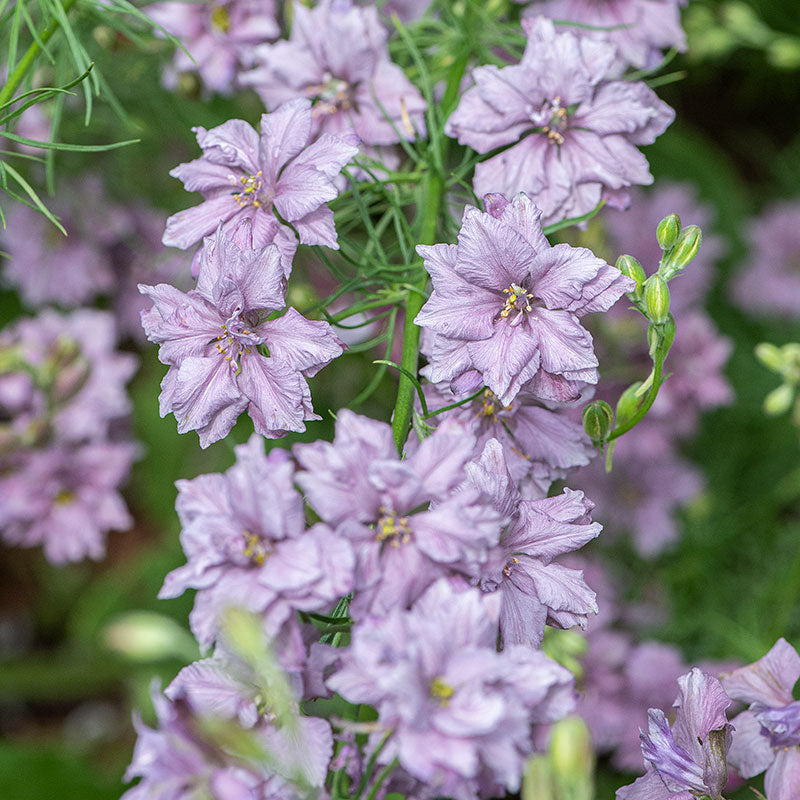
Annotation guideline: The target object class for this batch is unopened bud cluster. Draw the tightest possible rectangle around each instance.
[755,341,800,423]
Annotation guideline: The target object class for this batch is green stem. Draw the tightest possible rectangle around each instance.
[0,0,79,109]
[606,345,666,442]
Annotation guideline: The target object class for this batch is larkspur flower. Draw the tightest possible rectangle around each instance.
[617,668,733,800]
[415,193,634,406]
[141,225,344,448]
[446,17,674,226]
[731,201,800,320]
[327,579,576,796]
[518,0,688,70]
[422,379,593,497]
[159,436,354,650]
[466,439,601,647]
[146,0,280,95]
[239,0,426,147]
[163,98,359,276]
[722,638,800,800]
[293,411,503,618]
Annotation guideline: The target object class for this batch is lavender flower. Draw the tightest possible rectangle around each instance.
[159,435,354,649]
[327,578,576,795]
[518,0,688,70]
[146,0,280,95]
[415,193,634,406]
[731,201,800,320]
[240,0,426,150]
[721,639,800,800]
[293,411,503,618]
[466,439,601,647]
[163,98,359,276]
[446,18,674,226]
[141,226,344,448]
[617,668,733,800]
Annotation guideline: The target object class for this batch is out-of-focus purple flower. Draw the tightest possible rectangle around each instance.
[362,0,432,22]
[518,0,687,70]
[570,422,704,557]
[146,0,280,95]
[328,578,576,795]
[617,668,733,800]
[731,201,800,319]
[1,176,127,307]
[422,380,593,498]
[163,98,359,276]
[0,442,135,563]
[141,226,344,448]
[446,18,674,226]
[123,681,333,800]
[722,639,800,800]
[240,1,426,150]
[294,411,503,618]
[159,435,354,649]
[415,193,634,406]
[466,439,601,646]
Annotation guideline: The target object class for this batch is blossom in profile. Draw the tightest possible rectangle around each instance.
[141,226,344,448]
[159,436,354,649]
[328,579,576,796]
[239,0,426,146]
[294,411,503,618]
[163,98,359,276]
[467,439,601,647]
[731,201,800,319]
[518,0,687,70]
[146,0,280,95]
[415,193,634,406]
[721,638,800,800]
[446,17,674,226]
[617,668,733,800]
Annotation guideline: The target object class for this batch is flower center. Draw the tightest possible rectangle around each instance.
[233,171,265,208]
[210,4,230,33]
[756,702,800,749]
[214,322,254,370]
[242,530,270,566]
[502,556,520,577]
[499,283,535,326]
[430,677,455,706]
[307,72,353,118]
[476,388,512,422]
[375,507,412,546]
[542,96,568,146]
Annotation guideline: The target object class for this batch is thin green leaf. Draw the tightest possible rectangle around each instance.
[0,129,139,151]
[542,199,606,235]
[1,160,65,233]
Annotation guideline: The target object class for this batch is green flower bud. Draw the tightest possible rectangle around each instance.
[103,611,198,662]
[615,254,646,295]
[644,274,670,324]
[755,342,787,373]
[656,213,681,251]
[764,383,794,416]
[582,400,613,443]
[549,716,594,800]
[616,381,644,428]
[522,757,553,800]
[660,225,702,280]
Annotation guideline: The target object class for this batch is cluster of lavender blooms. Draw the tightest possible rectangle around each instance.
[0,310,137,563]
[570,184,733,556]
[0,174,190,341]
[612,637,800,800]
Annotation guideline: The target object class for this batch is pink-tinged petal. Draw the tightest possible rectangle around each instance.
[466,438,521,518]
[414,283,499,341]
[170,356,247,447]
[195,119,261,172]
[257,99,312,183]
[290,131,360,178]
[615,769,687,800]
[457,207,538,291]
[532,309,598,381]
[517,556,597,618]
[260,308,344,376]
[578,81,671,138]
[512,405,592,470]
[292,205,339,249]
[500,576,548,648]
[274,164,338,221]
[467,324,541,407]
[236,353,310,437]
[722,638,800,707]
[727,710,775,779]
[163,195,239,250]
[489,193,550,254]
[170,158,238,194]
[764,746,800,800]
